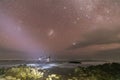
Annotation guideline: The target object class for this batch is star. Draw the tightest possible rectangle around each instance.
[16,27,22,31]
[63,6,67,10]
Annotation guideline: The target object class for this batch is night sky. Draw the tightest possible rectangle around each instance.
[0,0,120,61]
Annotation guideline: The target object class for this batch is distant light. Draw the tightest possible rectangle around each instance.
[38,58,42,61]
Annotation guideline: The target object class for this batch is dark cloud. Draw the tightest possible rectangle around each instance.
[67,27,120,50]
[0,47,27,59]
[0,47,24,54]
[92,48,120,61]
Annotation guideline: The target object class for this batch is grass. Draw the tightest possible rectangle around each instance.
[0,63,120,80]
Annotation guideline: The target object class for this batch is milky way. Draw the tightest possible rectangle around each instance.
[0,0,120,61]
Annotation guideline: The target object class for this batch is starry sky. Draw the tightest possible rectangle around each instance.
[0,0,120,61]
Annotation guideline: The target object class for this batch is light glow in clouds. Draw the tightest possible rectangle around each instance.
[0,12,44,59]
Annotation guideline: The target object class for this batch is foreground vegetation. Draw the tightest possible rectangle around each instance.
[0,63,120,80]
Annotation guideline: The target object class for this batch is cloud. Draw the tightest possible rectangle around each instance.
[0,47,21,53]
[92,48,120,61]
[0,47,27,59]
[67,26,120,50]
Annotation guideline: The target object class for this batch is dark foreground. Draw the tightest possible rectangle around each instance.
[0,62,120,80]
